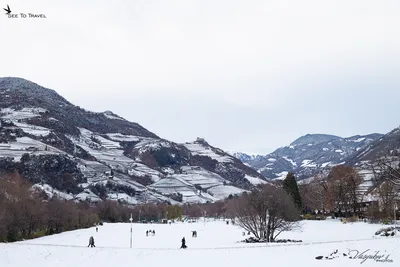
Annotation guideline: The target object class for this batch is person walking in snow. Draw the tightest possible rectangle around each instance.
[180,237,187,249]
[88,236,95,247]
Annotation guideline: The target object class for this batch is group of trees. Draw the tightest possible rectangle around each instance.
[300,158,400,219]
[300,165,365,217]
[0,171,184,242]
[0,172,99,242]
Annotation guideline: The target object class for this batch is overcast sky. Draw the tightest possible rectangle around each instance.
[1,0,399,154]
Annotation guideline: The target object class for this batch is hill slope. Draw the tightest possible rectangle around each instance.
[346,127,400,165]
[0,77,267,204]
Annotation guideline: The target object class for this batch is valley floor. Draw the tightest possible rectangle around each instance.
[1,219,399,267]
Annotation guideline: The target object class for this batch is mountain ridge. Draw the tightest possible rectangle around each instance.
[235,133,384,180]
[0,77,268,204]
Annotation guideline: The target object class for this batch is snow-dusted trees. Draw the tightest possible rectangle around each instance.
[234,184,300,242]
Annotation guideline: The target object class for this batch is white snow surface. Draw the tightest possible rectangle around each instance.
[272,171,289,180]
[321,162,331,168]
[244,174,267,185]
[1,219,399,267]
[107,193,139,204]
[32,184,74,200]
[69,128,163,182]
[75,189,102,202]
[13,121,51,137]
[283,156,297,167]
[184,142,233,163]
[207,185,246,199]
[0,137,62,160]
[301,159,317,168]
[106,133,141,142]
[0,107,47,120]
[354,137,366,142]
[103,112,125,120]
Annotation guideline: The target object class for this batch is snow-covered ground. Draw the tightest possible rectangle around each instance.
[0,136,62,161]
[1,219,399,267]
[244,174,267,185]
[184,142,233,163]
[0,107,47,120]
[13,121,51,137]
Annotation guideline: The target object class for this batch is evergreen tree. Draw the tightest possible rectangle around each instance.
[283,172,303,211]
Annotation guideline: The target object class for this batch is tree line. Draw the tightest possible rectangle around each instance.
[1,155,399,243]
[0,171,99,242]
[300,156,400,220]
[0,171,179,242]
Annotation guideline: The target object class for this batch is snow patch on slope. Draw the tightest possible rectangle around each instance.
[184,143,233,163]
[0,107,47,120]
[283,156,297,167]
[0,137,61,161]
[32,183,74,200]
[245,175,267,185]
[13,121,51,137]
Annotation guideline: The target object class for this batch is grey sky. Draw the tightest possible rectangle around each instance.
[1,0,399,154]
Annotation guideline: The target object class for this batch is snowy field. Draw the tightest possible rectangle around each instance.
[1,219,399,267]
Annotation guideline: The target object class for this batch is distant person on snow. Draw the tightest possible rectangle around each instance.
[180,237,187,249]
[146,230,149,236]
[88,236,95,247]
[96,227,98,232]
[152,230,155,236]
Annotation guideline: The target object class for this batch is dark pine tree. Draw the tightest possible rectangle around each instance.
[283,172,303,212]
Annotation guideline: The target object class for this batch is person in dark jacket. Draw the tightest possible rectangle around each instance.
[88,236,95,247]
[180,237,187,249]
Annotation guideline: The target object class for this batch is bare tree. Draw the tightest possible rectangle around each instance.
[326,165,363,215]
[235,184,300,242]
[299,174,328,212]
[370,156,400,185]
[368,156,400,217]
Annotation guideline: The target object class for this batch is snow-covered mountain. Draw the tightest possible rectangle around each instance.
[226,151,262,165]
[346,126,400,165]
[234,133,383,180]
[0,77,268,204]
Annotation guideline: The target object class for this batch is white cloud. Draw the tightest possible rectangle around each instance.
[1,0,399,154]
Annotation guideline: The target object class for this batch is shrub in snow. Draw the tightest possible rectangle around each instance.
[274,239,302,243]
[374,227,399,237]
[303,214,326,220]
[240,237,302,243]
